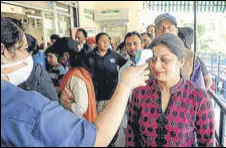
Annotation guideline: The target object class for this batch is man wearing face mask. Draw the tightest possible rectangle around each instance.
[1,17,151,147]
[75,28,93,59]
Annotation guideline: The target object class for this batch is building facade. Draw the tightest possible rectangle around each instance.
[1,1,145,48]
[1,1,79,49]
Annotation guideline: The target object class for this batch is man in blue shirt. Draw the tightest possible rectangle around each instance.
[1,17,150,146]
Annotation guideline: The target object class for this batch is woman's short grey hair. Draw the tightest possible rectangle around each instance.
[148,33,186,60]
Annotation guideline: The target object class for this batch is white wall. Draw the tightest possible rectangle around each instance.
[78,1,101,35]
[94,1,140,32]
[78,1,144,34]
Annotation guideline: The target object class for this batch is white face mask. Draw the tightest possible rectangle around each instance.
[1,55,34,85]
[77,43,83,52]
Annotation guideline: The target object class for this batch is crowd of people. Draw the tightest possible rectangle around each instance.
[1,13,215,147]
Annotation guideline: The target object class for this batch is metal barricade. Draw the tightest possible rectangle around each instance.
[208,90,226,147]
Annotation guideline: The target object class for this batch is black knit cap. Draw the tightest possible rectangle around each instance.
[148,33,186,60]
[45,37,80,56]
[178,27,194,50]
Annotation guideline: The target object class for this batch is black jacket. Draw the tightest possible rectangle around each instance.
[79,42,93,59]
[85,48,127,101]
[19,64,59,102]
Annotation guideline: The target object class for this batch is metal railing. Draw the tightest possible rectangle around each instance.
[208,90,226,147]
[197,52,226,75]
[197,51,226,99]
[197,52,226,146]
[211,73,226,100]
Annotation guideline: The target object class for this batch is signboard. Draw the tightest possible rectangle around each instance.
[94,8,129,23]
[100,9,120,19]
[84,8,93,20]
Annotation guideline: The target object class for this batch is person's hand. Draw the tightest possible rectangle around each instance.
[81,39,86,45]
[119,63,150,90]
[63,102,72,111]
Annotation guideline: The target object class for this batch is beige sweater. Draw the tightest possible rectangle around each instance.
[60,75,88,118]
[182,48,194,79]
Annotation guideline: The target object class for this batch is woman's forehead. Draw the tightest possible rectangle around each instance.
[152,44,175,57]
[99,35,109,40]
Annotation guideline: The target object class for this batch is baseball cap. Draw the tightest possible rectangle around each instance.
[155,13,177,26]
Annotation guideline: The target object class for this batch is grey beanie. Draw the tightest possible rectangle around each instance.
[155,13,177,27]
[148,33,186,59]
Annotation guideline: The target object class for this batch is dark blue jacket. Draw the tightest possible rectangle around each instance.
[85,48,127,101]
[79,42,93,59]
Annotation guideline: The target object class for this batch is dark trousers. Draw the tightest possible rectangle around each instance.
[108,129,119,147]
